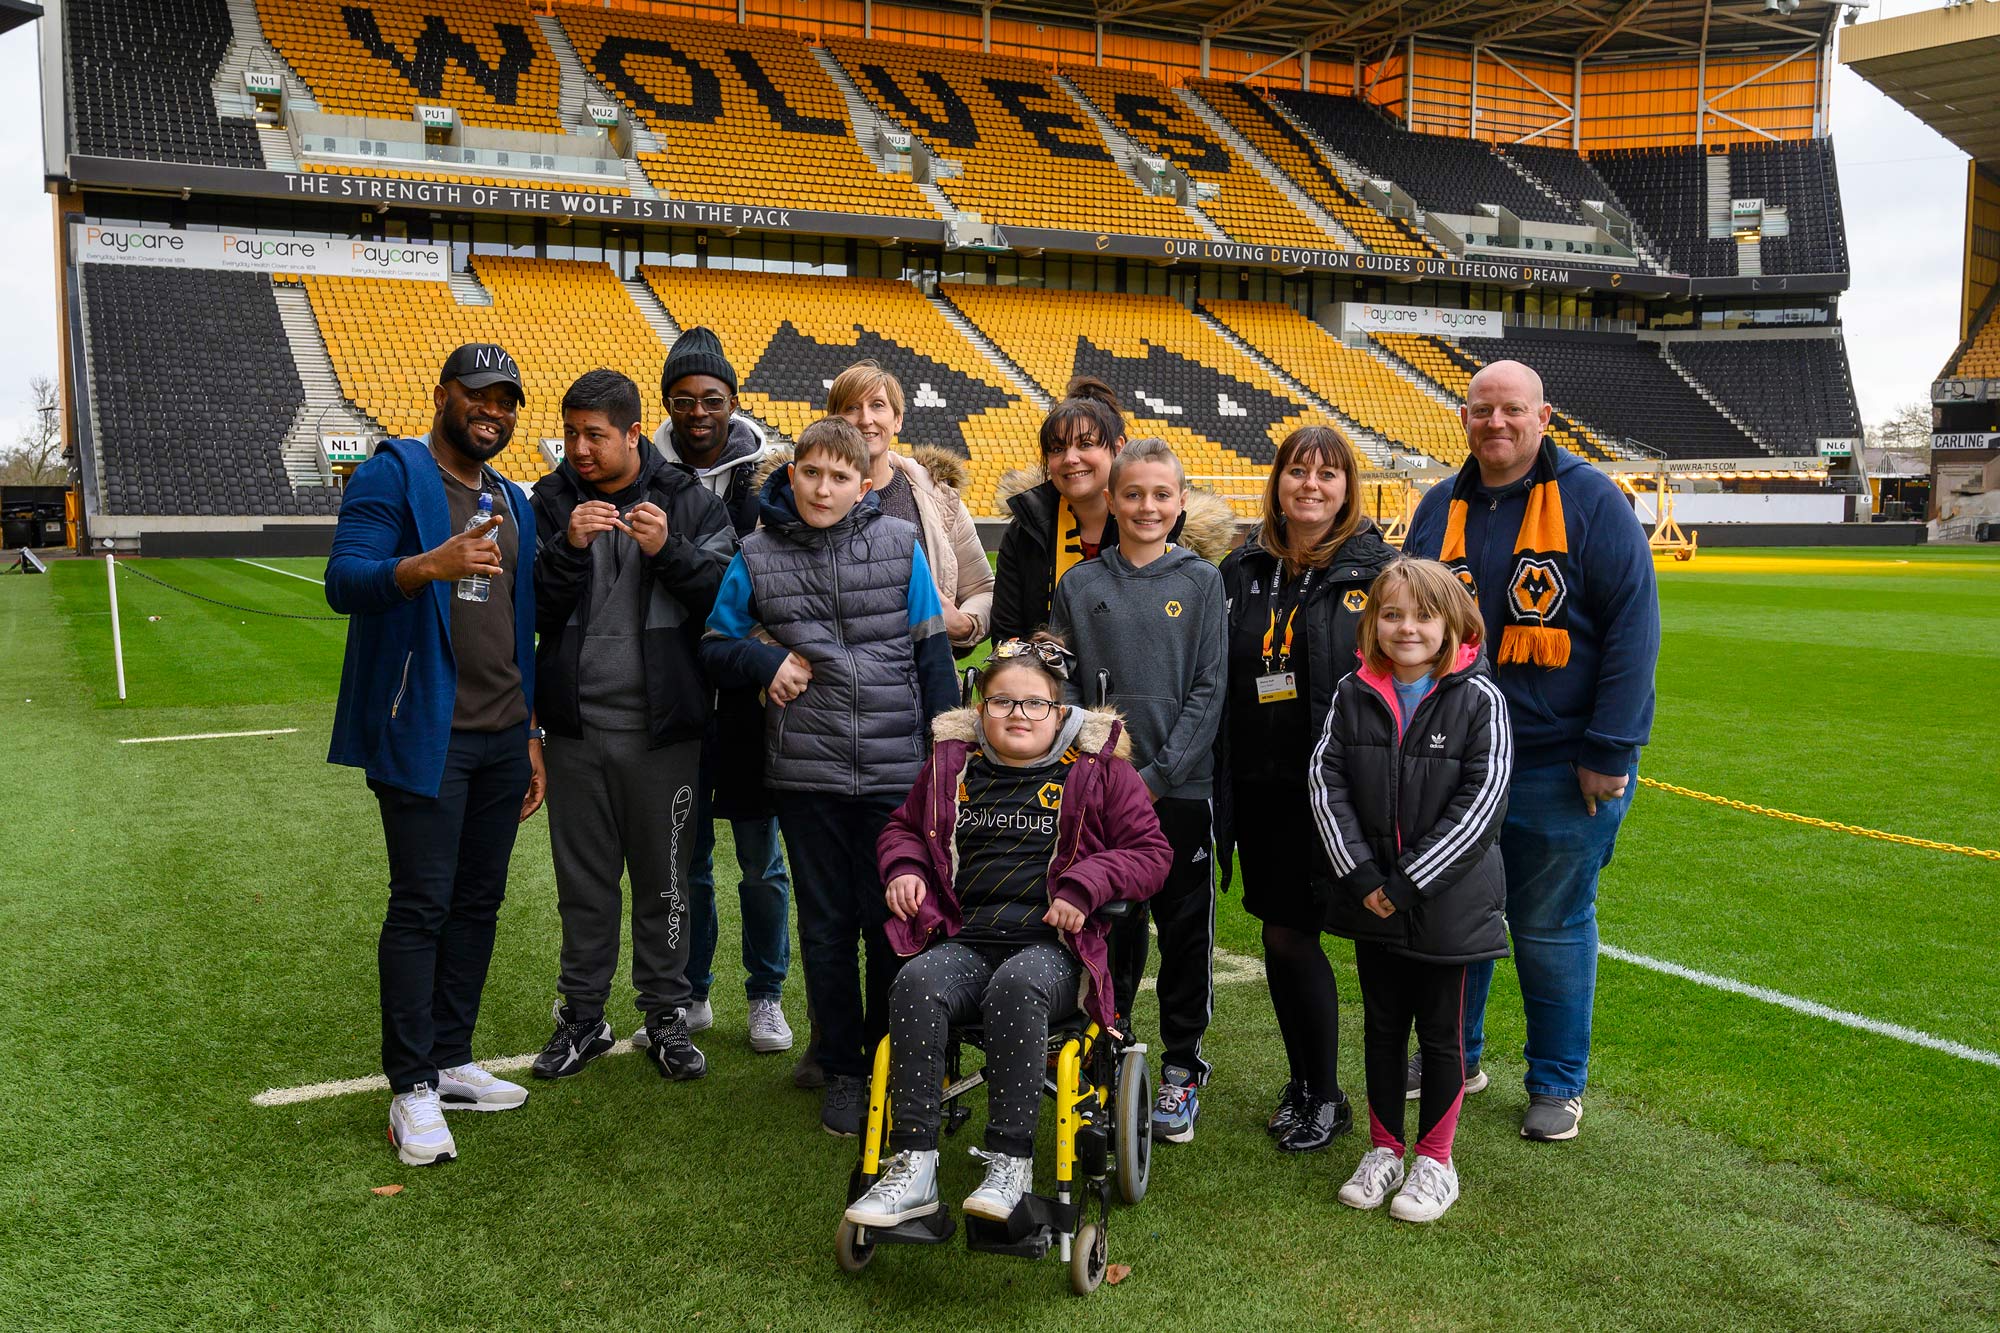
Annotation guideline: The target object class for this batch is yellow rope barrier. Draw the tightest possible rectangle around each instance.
[1637,777,2000,862]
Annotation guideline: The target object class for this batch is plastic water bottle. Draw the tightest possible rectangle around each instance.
[456,492,496,603]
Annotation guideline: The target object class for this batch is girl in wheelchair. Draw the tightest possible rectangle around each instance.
[845,634,1173,1229]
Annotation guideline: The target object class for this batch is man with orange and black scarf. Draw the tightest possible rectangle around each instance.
[1405,359,1658,1145]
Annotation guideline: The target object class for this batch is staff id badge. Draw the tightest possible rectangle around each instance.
[1255,671,1298,704]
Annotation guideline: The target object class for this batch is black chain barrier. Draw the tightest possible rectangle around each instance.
[117,561,348,622]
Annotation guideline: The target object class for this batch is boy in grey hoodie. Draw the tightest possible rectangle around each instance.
[1050,437,1226,1144]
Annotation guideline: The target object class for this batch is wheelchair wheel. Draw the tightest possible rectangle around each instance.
[834,1218,874,1273]
[1114,1047,1151,1205]
[1069,1222,1107,1296]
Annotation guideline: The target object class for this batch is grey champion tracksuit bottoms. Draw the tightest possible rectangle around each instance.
[544,729,702,1021]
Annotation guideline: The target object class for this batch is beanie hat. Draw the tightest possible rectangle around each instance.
[661,326,737,399]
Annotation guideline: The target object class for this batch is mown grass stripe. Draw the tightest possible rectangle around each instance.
[1601,943,2000,1069]
[235,558,325,586]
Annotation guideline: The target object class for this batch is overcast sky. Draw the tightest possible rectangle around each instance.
[0,1,1972,452]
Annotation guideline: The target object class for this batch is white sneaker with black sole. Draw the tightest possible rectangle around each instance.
[1336,1146,1406,1210]
[437,1062,528,1110]
[1389,1155,1459,1223]
[388,1084,456,1166]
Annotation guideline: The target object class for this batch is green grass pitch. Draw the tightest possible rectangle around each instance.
[2,546,1996,1331]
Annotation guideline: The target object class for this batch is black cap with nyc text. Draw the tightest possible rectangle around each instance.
[439,343,525,404]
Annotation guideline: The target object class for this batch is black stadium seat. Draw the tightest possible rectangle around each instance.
[1667,336,1861,456]
[67,0,264,169]
[84,267,333,517]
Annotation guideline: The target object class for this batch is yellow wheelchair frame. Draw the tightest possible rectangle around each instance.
[835,1016,1151,1295]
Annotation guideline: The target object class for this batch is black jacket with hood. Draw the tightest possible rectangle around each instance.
[1213,519,1398,888]
[530,443,737,748]
[653,414,766,540]
[1307,644,1512,965]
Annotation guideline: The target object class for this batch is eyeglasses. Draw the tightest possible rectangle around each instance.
[991,637,1075,679]
[668,395,732,415]
[982,696,1060,720]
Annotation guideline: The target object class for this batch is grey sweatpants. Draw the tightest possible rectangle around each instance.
[544,729,701,1020]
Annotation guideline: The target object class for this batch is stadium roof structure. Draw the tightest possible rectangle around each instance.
[1019,0,1858,62]
[1839,1,2000,163]
[0,0,41,39]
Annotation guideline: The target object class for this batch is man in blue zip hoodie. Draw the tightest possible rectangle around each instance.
[326,343,544,1168]
[1406,358,1658,1144]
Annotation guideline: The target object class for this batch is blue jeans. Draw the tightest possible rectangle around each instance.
[1462,760,1637,1099]
[685,785,791,1003]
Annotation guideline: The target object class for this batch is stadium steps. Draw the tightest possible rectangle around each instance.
[808,45,948,203]
[1706,154,1733,239]
[449,268,494,308]
[537,15,661,201]
[212,0,319,123]
[1499,151,1670,273]
[75,269,110,506]
[1173,87,1355,250]
[256,125,298,172]
[1054,74,1228,243]
[1360,337,1464,414]
[272,280,379,487]
[620,275,789,447]
[1189,306,1395,465]
[925,288,1054,413]
[1658,343,1775,454]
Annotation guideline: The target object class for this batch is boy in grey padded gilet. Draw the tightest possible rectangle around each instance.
[1050,438,1226,1143]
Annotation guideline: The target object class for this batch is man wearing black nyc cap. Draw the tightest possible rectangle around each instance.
[326,341,546,1168]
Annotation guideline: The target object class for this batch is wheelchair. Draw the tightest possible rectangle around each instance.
[833,899,1154,1296]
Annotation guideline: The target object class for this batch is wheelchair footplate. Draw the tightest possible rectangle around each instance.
[963,1191,1082,1259]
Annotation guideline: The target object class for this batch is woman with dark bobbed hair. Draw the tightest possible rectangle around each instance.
[1215,424,1397,1153]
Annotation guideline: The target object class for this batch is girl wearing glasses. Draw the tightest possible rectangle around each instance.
[846,634,1171,1230]
[1215,425,1396,1155]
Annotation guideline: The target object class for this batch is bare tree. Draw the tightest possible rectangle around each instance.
[1867,401,1932,453]
[0,376,63,486]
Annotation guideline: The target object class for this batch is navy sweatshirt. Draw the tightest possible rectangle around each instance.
[1406,446,1658,776]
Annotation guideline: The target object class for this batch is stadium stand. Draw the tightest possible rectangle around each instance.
[256,0,563,132]
[1725,138,1850,275]
[1371,332,1612,462]
[304,255,663,481]
[1500,141,1647,226]
[638,267,1045,513]
[67,0,264,168]
[1952,313,2000,378]
[298,162,630,194]
[824,37,1203,237]
[83,267,328,515]
[555,8,934,218]
[1586,146,1733,277]
[1200,301,1466,465]
[1060,67,1325,249]
[1185,79,1434,257]
[1271,89,1573,225]
[942,285,1312,495]
[1668,336,1860,457]
[1460,330,1757,459]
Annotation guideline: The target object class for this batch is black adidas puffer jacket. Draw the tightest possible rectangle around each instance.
[1308,646,1512,964]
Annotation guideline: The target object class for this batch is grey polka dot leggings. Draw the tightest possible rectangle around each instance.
[885,940,1082,1158]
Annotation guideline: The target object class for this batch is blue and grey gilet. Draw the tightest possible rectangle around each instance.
[740,507,928,797]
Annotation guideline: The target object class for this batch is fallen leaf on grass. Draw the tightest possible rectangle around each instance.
[370,1184,403,1197]
[1105,1263,1131,1285]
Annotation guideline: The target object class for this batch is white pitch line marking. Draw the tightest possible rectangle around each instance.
[120,728,301,745]
[235,558,325,586]
[254,948,1272,1107]
[1601,944,2000,1069]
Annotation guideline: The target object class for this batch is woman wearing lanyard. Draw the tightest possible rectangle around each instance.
[1215,425,1397,1153]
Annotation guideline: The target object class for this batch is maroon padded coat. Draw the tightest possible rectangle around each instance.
[877,706,1173,1031]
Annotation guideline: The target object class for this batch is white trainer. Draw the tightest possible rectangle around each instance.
[388,1084,456,1166]
[684,999,714,1034]
[1389,1154,1460,1223]
[962,1148,1033,1222]
[1336,1147,1406,1210]
[748,997,794,1053]
[437,1062,528,1111]
[844,1150,940,1227]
